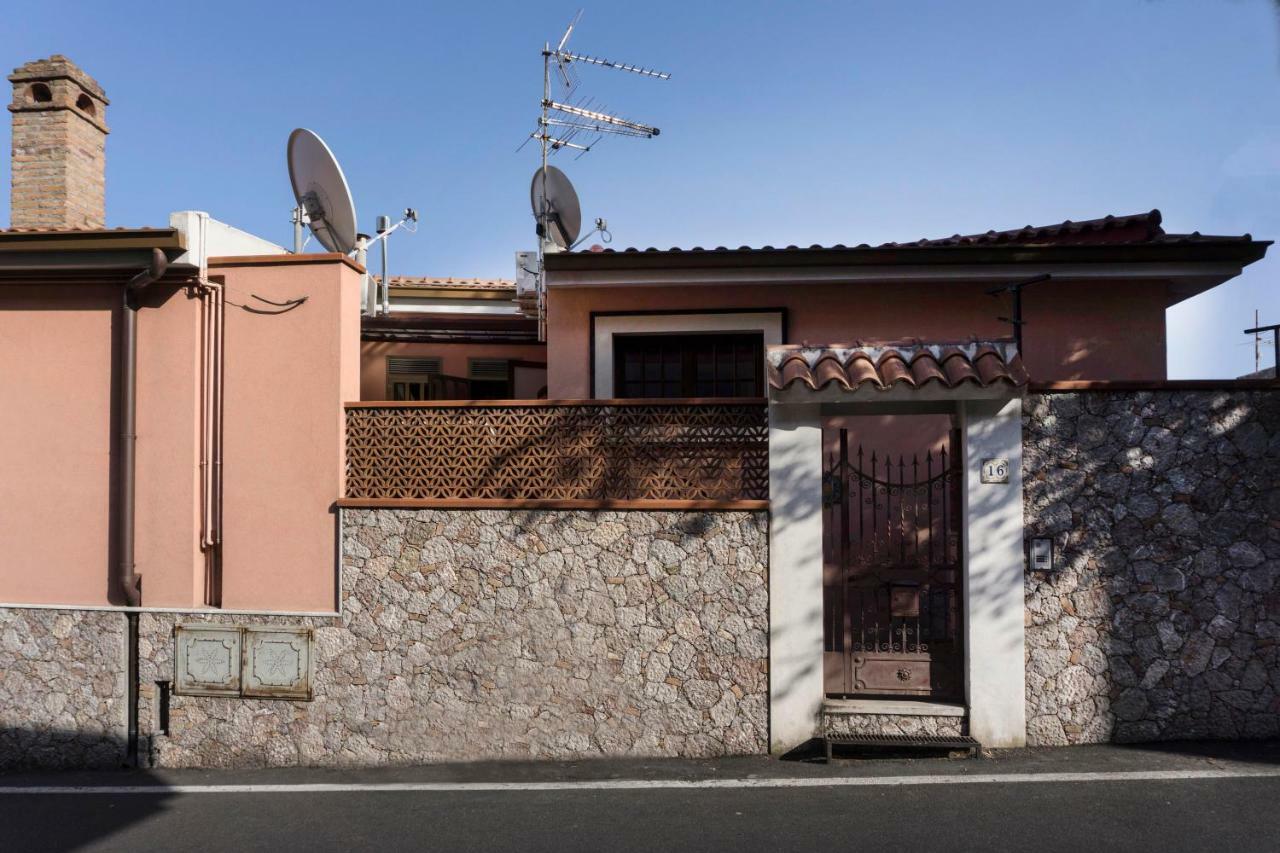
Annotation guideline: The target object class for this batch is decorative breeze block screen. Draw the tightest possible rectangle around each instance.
[344,401,769,502]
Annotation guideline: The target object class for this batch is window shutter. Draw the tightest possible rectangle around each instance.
[468,359,509,381]
[387,357,442,376]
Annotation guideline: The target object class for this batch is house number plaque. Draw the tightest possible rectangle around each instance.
[980,458,1009,484]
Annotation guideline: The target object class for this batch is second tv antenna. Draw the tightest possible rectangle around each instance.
[527,10,670,162]
[522,10,670,339]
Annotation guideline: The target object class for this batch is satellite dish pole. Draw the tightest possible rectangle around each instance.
[523,10,670,340]
[286,128,417,317]
[292,205,306,253]
[377,215,391,316]
[536,32,555,340]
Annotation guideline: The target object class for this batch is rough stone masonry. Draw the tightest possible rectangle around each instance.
[137,510,770,767]
[0,608,125,770]
[1023,390,1280,746]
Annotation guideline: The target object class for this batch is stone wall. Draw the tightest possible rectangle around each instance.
[0,607,126,770]
[1023,390,1280,745]
[139,509,769,767]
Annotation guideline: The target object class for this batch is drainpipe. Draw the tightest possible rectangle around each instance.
[119,247,168,606]
[120,247,167,768]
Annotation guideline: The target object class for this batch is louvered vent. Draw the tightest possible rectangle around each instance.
[468,359,509,380]
[387,357,442,376]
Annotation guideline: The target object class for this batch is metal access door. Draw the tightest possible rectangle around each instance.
[822,428,964,699]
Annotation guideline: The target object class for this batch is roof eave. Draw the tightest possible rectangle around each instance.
[0,228,185,252]
[545,240,1270,273]
[0,228,191,277]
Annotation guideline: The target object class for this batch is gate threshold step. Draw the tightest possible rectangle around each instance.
[823,732,981,761]
[822,698,966,717]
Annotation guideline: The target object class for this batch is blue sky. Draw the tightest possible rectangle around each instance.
[3,0,1277,377]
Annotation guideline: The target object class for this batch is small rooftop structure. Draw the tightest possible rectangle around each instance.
[362,275,534,344]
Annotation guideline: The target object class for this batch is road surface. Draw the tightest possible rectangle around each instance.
[3,741,1278,852]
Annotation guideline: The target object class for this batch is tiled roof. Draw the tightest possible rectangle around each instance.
[769,342,1029,393]
[383,276,514,291]
[889,210,1165,247]
[576,209,1259,255]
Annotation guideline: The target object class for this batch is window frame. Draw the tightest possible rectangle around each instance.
[386,356,443,401]
[612,331,765,399]
[590,311,784,398]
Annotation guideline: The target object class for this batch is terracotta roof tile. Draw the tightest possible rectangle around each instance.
[768,342,1028,393]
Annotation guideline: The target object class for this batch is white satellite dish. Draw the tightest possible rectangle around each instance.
[287,128,358,254]
[530,165,582,249]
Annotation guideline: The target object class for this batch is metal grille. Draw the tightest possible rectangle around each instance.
[823,733,979,760]
[823,428,963,699]
[344,399,768,503]
[825,732,978,747]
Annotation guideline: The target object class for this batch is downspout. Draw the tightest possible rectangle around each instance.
[119,247,168,606]
[119,246,168,767]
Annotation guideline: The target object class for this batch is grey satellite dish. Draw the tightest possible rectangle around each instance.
[530,165,582,249]
[287,128,358,254]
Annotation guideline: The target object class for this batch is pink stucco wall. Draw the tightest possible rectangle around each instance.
[133,282,204,606]
[0,255,360,610]
[0,284,123,604]
[360,340,547,400]
[213,256,361,612]
[545,279,1170,398]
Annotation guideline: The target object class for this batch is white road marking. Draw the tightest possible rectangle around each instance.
[2,767,1279,795]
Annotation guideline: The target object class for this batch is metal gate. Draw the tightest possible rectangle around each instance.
[822,427,963,699]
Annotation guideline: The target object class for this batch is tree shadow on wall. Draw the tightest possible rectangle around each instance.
[762,411,824,720]
[1023,389,1280,749]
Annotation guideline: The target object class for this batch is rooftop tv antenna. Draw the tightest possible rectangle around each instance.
[1243,315,1279,378]
[287,128,417,316]
[521,10,670,339]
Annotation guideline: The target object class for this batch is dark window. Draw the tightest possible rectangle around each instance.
[613,332,763,398]
[387,356,442,401]
[467,358,512,399]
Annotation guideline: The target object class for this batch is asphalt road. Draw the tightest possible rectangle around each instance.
[4,742,1280,853]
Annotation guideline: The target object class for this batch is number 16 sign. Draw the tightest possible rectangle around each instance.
[980,458,1010,484]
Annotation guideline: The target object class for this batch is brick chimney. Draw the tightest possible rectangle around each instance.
[8,56,109,230]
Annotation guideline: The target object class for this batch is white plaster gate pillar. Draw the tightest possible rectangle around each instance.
[766,344,1029,752]
[959,396,1026,748]
[767,402,826,752]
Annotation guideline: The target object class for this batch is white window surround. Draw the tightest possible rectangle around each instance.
[593,312,784,398]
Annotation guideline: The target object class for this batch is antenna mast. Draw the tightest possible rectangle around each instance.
[1243,317,1279,379]
[527,10,670,340]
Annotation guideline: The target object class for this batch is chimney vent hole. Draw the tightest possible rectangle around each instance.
[75,93,95,115]
[29,83,52,103]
